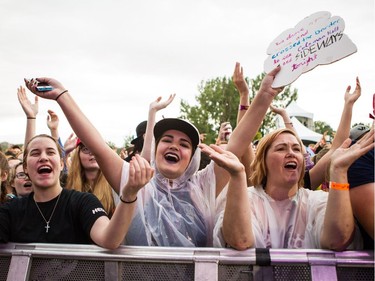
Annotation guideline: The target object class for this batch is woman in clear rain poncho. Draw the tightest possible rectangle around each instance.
[119,115,212,246]
[212,127,374,250]
[24,66,283,247]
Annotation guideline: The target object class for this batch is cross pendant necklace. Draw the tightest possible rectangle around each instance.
[45,222,50,233]
[34,191,62,233]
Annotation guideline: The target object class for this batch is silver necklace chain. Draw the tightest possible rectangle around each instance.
[34,191,62,233]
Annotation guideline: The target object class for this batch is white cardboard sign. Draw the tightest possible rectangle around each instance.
[264,11,357,87]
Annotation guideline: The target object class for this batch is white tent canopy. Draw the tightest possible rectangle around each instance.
[286,101,314,119]
[290,117,322,143]
[276,116,322,143]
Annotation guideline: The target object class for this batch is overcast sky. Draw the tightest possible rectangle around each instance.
[1,0,374,147]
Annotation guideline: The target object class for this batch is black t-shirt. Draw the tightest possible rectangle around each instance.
[348,148,374,189]
[348,148,374,249]
[0,189,107,244]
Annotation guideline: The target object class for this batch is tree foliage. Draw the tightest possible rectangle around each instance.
[122,134,135,149]
[313,121,333,135]
[180,73,298,144]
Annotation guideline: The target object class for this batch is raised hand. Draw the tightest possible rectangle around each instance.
[330,128,374,174]
[233,62,249,95]
[47,110,59,132]
[141,94,177,162]
[269,104,287,116]
[150,94,176,112]
[24,77,66,100]
[344,77,361,105]
[17,86,38,118]
[259,66,284,97]
[199,143,244,176]
[64,133,78,155]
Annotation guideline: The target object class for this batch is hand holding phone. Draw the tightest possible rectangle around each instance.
[36,82,53,92]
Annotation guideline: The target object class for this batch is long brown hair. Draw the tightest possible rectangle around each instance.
[250,128,305,188]
[0,151,12,203]
[66,145,115,217]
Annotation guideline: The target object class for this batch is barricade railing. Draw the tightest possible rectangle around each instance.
[0,243,373,281]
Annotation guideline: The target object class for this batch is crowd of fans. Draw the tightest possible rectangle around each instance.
[0,62,373,251]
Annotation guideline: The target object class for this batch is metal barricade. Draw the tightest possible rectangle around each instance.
[0,243,373,281]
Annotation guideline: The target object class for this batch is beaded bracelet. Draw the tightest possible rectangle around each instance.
[119,195,137,204]
[329,181,349,191]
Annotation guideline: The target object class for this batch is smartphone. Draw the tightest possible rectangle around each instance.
[224,132,231,141]
[36,83,53,92]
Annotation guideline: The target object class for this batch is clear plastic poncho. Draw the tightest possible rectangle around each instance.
[120,147,216,247]
[213,186,363,249]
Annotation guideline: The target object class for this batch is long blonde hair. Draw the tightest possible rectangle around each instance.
[66,145,115,217]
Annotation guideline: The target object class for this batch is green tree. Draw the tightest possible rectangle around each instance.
[313,121,334,136]
[122,135,135,149]
[180,73,298,144]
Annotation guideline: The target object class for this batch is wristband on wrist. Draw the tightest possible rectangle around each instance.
[329,181,349,191]
[27,117,36,119]
[284,122,293,127]
[56,90,68,101]
[239,105,249,111]
[119,195,137,204]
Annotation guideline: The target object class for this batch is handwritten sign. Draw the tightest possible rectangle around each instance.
[264,11,357,87]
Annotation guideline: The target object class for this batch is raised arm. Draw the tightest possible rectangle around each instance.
[63,133,78,157]
[270,104,293,129]
[199,143,253,250]
[332,77,361,149]
[214,66,283,195]
[226,66,283,158]
[17,86,38,146]
[309,78,361,189]
[233,62,251,124]
[233,62,255,186]
[141,94,176,162]
[24,78,124,194]
[321,128,374,250]
[61,133,78,171]
[46,110,60,141]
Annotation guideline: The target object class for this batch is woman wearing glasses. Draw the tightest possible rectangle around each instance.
[65,139,116,217]
[11,162,33,198]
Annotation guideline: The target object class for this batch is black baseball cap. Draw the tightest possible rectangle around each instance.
[154,118,200,149]
[131,121,147,145]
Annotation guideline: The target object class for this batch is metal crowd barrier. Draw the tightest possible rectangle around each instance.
[0,243,373,281]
